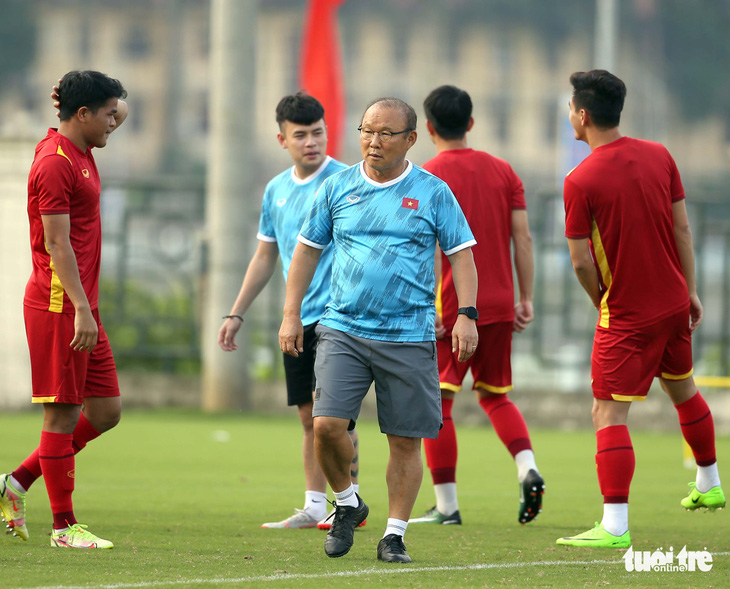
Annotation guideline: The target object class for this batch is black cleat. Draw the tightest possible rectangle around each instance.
[377,534,412,563]
[324,494,369,558]
[518,469,545,524]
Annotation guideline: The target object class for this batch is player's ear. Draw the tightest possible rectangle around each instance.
[76,106,89,121]
[277,132,287,149]
[466,117,474,132]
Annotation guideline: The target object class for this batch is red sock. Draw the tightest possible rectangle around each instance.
[675,392,716,466]
[425,397,457,484]
[39,431,77,529]
[478,394,532,457]
[12,413,101,492]
[596,425,634,504]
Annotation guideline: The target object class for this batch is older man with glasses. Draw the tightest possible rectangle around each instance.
[279,97,479,563]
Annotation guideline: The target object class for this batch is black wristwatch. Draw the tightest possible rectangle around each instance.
[458,306,479,321]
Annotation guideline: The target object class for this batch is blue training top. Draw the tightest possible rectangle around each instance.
[299,160,476,342]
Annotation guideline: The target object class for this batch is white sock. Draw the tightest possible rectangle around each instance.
[434,483,458,515]
[9,475,27,494]
[601,503,629,536]
[334,484,359,508]
[383,518,408,538]
[696,463,721,493]
[53,527,70,534]
[514,449,538,482]
[352,483,360,495]
[304,490,328,518]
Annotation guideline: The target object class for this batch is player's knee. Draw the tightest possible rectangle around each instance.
[313,416,346,443]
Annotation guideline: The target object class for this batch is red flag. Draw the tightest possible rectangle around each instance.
[402,198,419,210]
[300,0,347,159]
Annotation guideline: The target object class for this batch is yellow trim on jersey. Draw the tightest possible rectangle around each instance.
[661,368,694,381]
[591,219,613,329]
[56,145,72,164]
[474,381,514,394]
[611,394,647,402]
[440,382,462,393]
[44,238,65,313]
[32,396,58,404]
[435,272,443,318]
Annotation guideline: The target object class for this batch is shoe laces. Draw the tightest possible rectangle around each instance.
[65,523,96,540]
[384,534,407,554]
[329,501,358,539]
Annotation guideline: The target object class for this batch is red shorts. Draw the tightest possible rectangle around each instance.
[437,322,512,394]
[591,308,693,402]
[24,306,120,405]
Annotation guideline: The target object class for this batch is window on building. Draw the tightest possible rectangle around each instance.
[125,24,151,58]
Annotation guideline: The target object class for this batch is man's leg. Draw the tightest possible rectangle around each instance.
[558,398,633,547]
[315,416,368,557]
[298,400,328,519]
[9,398,118,496]
[662,377,725,509]
[412,390,461,524]
[477,388,544,523]
[40,403,81,533]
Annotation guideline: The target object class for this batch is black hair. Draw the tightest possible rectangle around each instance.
[58,70,127,121]
[423,85,472,140]
[569,70,627,129]
[361,97,417,132]
[275,92,325,128]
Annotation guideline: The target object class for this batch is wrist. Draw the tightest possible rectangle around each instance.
[223,314,244,323]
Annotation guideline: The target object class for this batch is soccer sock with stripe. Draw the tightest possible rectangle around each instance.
[304,490,328,518]
[595,424,634,536]
[674,392,720,492]
[333,483,359,508]
[39,431,77,530]
[12,413,101,492]
[383,518,408,538]
[478,393,533,460]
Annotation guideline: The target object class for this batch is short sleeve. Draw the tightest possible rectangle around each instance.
[35,155,74,215]
[257,186,276,242]
[668,154,685,203]
[298,183,333,249]
[563,177,592,239]
[509,167,526,210]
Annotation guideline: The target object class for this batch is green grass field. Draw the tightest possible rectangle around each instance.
[0,409,728,588]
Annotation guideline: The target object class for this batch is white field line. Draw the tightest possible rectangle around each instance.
[32,552,730,589]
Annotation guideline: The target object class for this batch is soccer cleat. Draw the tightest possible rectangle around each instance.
[680,483,726,511]
[317,506,367,530]
[556,522,631,548]
[408,505,461,525]
[324,494,369,558]
[261,508,320,529]
[0,474,28,541]
[519,469,545,524]
[50,524,113,549]
[377,533,412,563]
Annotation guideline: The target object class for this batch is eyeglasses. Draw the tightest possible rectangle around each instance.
[358,125,411,143]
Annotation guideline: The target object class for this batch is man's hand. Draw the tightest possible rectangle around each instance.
[452,315,478,362]
[689,293,703,333]
[279,314,304,357]
[513,301,534,333]
[218,317,243,351]
[71,306,98,353]
[434,312,446,340]
[51,79,62,117]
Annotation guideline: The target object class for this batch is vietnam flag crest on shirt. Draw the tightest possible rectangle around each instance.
[402,197,419,210]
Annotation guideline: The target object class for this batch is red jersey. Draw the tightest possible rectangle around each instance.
[564,136,689,330]
[25,128,102,313]
[424,149,526,329]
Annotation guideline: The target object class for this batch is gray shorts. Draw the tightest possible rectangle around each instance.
[313,325,442,439]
